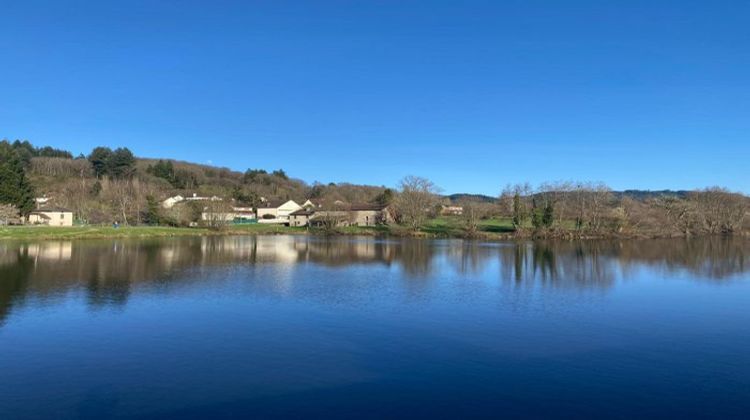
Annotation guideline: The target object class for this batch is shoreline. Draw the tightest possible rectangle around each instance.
[1,224,746,242]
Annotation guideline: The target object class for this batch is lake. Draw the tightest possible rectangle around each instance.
[1,236,749,419]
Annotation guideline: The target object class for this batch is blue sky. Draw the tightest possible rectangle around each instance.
[1,1,748,194]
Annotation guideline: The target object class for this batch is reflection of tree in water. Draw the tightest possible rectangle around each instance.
[396,239,434,278]
[0,250,34,327]
[498,242,615,289]
[0,236,748,324]
[446,241,496,276]
[616,238,748,280]
[498,238,749,290]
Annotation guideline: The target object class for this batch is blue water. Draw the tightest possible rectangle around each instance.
[1,236,749,418]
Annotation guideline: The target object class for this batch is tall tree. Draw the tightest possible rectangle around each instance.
[88,147,113,178]
[109,148,136,179]
[512,193,527,228]
[395,176,439,230]
[0,141,35,215]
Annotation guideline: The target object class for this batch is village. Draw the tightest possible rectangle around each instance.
[20,192,465,229]
[164,193,397,228]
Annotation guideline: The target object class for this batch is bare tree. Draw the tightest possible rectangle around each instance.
[460,200,489,237]
[0,204,19,225]
[312,199,350,234]
[689,188,748,234]
[201,199,233,230]
[395,176,440,230]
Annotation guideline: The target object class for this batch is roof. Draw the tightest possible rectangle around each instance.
[290,209,315,216]
[258,199,299,209]
[32,206,72,213]
[349,203,389,211]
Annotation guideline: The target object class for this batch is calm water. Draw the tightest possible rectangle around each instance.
[1,236,749,419]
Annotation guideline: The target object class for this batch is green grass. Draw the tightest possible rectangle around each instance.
[0,225,207,240]
[0,223,306,240]
[420,216,515,237]
[0,217,515,241]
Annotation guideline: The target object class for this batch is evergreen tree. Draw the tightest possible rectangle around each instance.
[373,188,395,206]
[143,195,162,225]
[90,180,102,197]
[0,141,35,215]
[147,160,174,180]
[271,169,288,180]
[542,200,555,228]
[109,148,136,179]
[531,198,544,229]
[243,169,267,183]
[89,147,113,178]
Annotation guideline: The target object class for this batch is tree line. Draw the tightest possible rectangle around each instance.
[0,139,747,236]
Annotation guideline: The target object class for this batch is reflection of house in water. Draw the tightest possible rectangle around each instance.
[254,236,300,263]
[198,236,300,263]
[2,237,749,328]
[25,242,73,262]
[292,238,397,267]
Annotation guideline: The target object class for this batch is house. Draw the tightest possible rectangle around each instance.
[289,208,315,227]
[349,203,393,226]
[163,193,222,209]
[27,207,74,227]
[301,199,322,209]
[162,195,184,208]
[200,206,256,223]
[440,205,464,216]
[289,203,393,228]
[256,200,302,223]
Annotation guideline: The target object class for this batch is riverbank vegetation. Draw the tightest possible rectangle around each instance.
[1,139,748,240]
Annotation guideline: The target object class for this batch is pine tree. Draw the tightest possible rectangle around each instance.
[109,148,136,179]
[531,198,544,229]
[0,141,35,215]
[88,147,113,178]
[542,201,555,228]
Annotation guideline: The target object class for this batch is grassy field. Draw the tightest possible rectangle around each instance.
[420,217,515,237]
[0,223,305,240]
[0,217,516,240]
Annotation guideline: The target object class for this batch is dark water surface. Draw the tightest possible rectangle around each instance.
[1,236,749,419]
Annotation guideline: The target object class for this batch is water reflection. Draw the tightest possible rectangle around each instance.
[0,236,747,325]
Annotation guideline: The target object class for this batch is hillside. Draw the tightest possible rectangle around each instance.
[2,139,749,238]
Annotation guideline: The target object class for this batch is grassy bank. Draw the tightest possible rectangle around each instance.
[4,216,722,241]
[0,224,306,240]
[0,218,511,241]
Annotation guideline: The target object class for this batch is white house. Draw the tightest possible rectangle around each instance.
[200,206,256,223]
[163,193,224,209]
[257,200,302,223]
[162,195,184,209]
[27,207,74,227]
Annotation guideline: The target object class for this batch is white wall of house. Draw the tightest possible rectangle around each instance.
[289,214,311,227]
[258,200,302,221]
[257,207,279,219]
[27,211,74,227]
[277,200,302,218]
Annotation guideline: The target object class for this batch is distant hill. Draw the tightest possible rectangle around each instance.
[447,190,690,204]
[615,190,690,200]
[448,193,497,204]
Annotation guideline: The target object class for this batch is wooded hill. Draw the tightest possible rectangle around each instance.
[1,139,748,238]
[2,140,393,225]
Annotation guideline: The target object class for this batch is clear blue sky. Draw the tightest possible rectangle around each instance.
[1,1,748,195]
